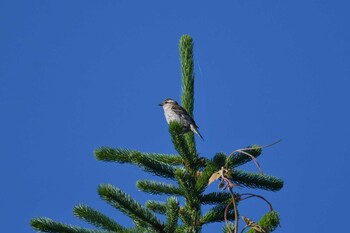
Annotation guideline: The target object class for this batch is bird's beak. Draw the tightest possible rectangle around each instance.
[159,103,163,106]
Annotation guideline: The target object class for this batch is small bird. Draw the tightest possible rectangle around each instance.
[159,98,204,140]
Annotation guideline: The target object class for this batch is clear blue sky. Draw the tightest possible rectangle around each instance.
[1,1,349,232]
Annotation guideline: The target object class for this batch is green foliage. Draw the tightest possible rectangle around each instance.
[94,148,182,165]
[164,197,180,233]
[95,148,177,179]
[180,35,196,155]
[223,222,235,233]
[98,184,164,231]
[227,145,262,168]
[30,217,107,233]
[229,170,284,191]
[137,180,183,196]
[145,200,167,214]
[246,211,280,233]
[195,152,231,192]
[180,35,195,118]
[30,35,283,233]
[168,121,195,168]
[147,154,183,165]
[200,204,236,225]
[200,192,238,205]
[73,204,127,232]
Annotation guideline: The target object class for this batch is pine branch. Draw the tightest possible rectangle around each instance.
[196,152,229,192]
[137,180,183,196]
[174,225,186,233]
[223,222,235,233]
[30,217,109,233]
[164,197,180,233]
[95,147,181,166]
[227,145,262,168]
[127,226,158,233]
[171,35,202,233]
[200,192,239,205]
[246,211,280,233]
[179,35,196,155]
[130,220,159,233]
[169,122,196,168]
[174,169,197,202]
[196,164,218,192]
[179,208,192,227]
[200,205,236,225]
[95,148,177,179]
[98,184,164,232]
[147,154,183,165]
[175,168,201,233]
[146,200,192,232]
[196,161,218,192]
[180,35,194,117]
[145,201,189,232]
[229,170,284,191]
[213,152,228,167]
[73,204,128,232]
[145,201,191,232]
[133,152,177,179]
[145,200,167,214]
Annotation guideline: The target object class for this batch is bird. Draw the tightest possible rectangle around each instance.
[159,98,204,140]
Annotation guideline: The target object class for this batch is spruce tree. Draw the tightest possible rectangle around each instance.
[31,35,283,233]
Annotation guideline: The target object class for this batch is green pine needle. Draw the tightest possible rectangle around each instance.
[227,145,262,168]
[164,197,180,233]
[98,184,164,231]
[95,147,177,179]
[169,121,196,168]
[196,160,219,192]
[137,180,184,196]
[73,204,127,232]
[230,170,284,191]
[200,192,239,205]
[180,35,195,117]
[30,217,105,233]
[179,35,197,154]
[145,200,167,214]
[246,211,280,233]
[200,204,236,225]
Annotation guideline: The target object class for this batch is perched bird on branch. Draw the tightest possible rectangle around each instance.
[159,98,204,140]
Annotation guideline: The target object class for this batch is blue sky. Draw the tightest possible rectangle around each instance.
[1,1,349,232]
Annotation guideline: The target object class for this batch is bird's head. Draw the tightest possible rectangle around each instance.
[159,98,178,107]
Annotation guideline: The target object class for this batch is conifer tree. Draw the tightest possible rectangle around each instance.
[31,35,283,233]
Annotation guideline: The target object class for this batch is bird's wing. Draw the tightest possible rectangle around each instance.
[171,104,199,128]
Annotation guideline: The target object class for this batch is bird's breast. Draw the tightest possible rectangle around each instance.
[164,110,181,124]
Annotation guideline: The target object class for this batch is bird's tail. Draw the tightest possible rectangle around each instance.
[197,131,204,140]
[191,125,204,140]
